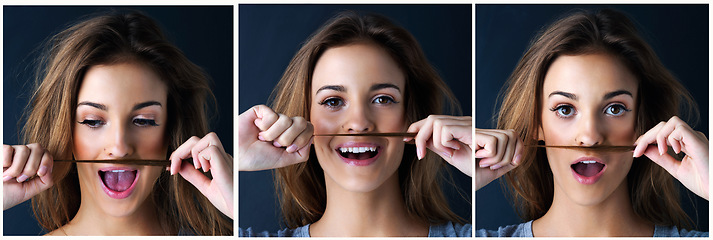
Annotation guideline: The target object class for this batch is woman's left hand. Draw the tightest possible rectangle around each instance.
[406,115,472,177]
[169,132,234,218]
[633,116,709,200]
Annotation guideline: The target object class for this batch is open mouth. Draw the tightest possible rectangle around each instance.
[571,160,605,177]
[98,168,139,199]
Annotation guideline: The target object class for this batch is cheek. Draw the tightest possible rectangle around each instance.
[73,127,100,159]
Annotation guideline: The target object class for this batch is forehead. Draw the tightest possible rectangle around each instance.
[311,43,405,91]
[78,62,168,104]
[543,53,637,97]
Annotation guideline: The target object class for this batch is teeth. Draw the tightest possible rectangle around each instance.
[109,170,127,173]
[339,147,377,153]
[580,161,597,164]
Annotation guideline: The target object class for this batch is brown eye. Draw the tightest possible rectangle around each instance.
[605,104,629,116]
[552,105,574,118]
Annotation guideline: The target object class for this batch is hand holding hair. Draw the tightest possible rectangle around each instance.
[238,105,313,171]
[405,115,473,177]
[633,116,709,200]
[475,128,523,191]
[3,143,55,210]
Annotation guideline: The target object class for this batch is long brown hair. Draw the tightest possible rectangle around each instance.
[497,9,696,229]
[23,10,232,235]
[269,11,464,228]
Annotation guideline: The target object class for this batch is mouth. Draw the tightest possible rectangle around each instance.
[335,144,381,166]
[570,157,606,184]
[98,167,139,199]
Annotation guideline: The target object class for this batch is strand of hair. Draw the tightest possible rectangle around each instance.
[526,145,635,152]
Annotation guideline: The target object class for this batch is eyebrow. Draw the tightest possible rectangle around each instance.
[316,83,401,94]
[77,101,162,111]
[548,90,633,101]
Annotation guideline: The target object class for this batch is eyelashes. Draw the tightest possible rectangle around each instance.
[77,118,159,128]
[549,103,631,118]
[318,95,399,110]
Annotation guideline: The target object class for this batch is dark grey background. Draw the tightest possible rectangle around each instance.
[476,4,708,232]
[239,4,472,232]
[3,6,233,235]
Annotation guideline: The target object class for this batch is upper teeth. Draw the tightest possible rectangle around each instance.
[580,161,597,164]
[110,170,127,173]
[339,147,376,153]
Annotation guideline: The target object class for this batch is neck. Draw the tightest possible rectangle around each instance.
[310,173,428,237]
[533,179,653,237]
[60,194,167,235]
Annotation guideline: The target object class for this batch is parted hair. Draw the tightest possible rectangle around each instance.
[497,9,696,229]
[268,11,464,228]
[23,10,232,235]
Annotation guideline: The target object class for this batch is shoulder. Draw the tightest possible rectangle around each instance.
[654,225,708,237]
[238,224,310,237]
[475,220,532,237]
[428,221,472,237]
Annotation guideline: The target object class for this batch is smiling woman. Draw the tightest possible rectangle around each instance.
[3,9,232,235]
[238,10,472,237]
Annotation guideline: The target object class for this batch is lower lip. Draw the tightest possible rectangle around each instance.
[337,150,381,166]
[571,165,606,185]
[98,170,139,199]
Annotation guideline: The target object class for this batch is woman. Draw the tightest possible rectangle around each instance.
[3,10,233,235]
[475,8,708,237]
[238,11,472,237]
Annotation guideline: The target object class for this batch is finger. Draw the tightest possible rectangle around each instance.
[191,132,225,172]
[252,105,279,131]
[3,145,13,168]
[643,146,681,176]
[512,136,523,166]
[655,121,679,156]
[492,130,517,170]
[413,118,434,160]
[274,117,307,150]
[287,123,314,153]
[5,145,30,180]
[475,131,498,159]
[20,144,44,182]
[170,136,200,175]
[405,119,426,142]
[633,121,665,157]
[442,124,470,151]
[37,151,53,178]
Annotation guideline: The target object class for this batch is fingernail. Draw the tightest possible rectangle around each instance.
[417,149,424,160]
[16,175,29,183]
[3,175,13,182]
[490,164,502,170]
[258,135,266,141]
[514,154,521,165]
[273,141,282,147]
[442,151,452,158]
[479,163,490,168]
[37,166,48,177]
[286,144,298,153]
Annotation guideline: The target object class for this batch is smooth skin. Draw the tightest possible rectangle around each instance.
[3,62,233,235]
[239,43,472,237]
[476,53,709,236]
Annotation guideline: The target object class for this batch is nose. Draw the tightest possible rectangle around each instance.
[576,111,603,146]
[105,121,133,158]
[341,101,375,133]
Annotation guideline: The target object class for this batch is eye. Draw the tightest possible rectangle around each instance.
[318,97,344,109]
[133,118,159,127]
[372,95,397,105]
[550,104,576,118]
[604,103,630,116]
[78,119,105,128]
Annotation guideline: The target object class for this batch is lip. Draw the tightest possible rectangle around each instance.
[570,157,607,185]
[335,142,382,166]
[97,166,140,199]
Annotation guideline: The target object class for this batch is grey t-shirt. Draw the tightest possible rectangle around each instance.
[239,221,472,237]
[475,220,708,237]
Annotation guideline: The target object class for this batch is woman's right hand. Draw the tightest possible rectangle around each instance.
[3,143,55,210]
[475,129,523,191]
[238,105,313,171]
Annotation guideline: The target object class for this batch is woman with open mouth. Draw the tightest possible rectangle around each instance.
[3,10,232,235]
[238,11,473,237]
[475,8,708,237]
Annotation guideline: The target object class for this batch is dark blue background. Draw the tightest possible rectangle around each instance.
[476,4,709,232]
[239,4,472,232]
[3,6,233,235]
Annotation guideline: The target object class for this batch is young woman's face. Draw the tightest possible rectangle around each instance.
[540,53,638,206]
[310,43,407,193]
[73,62,168,217]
